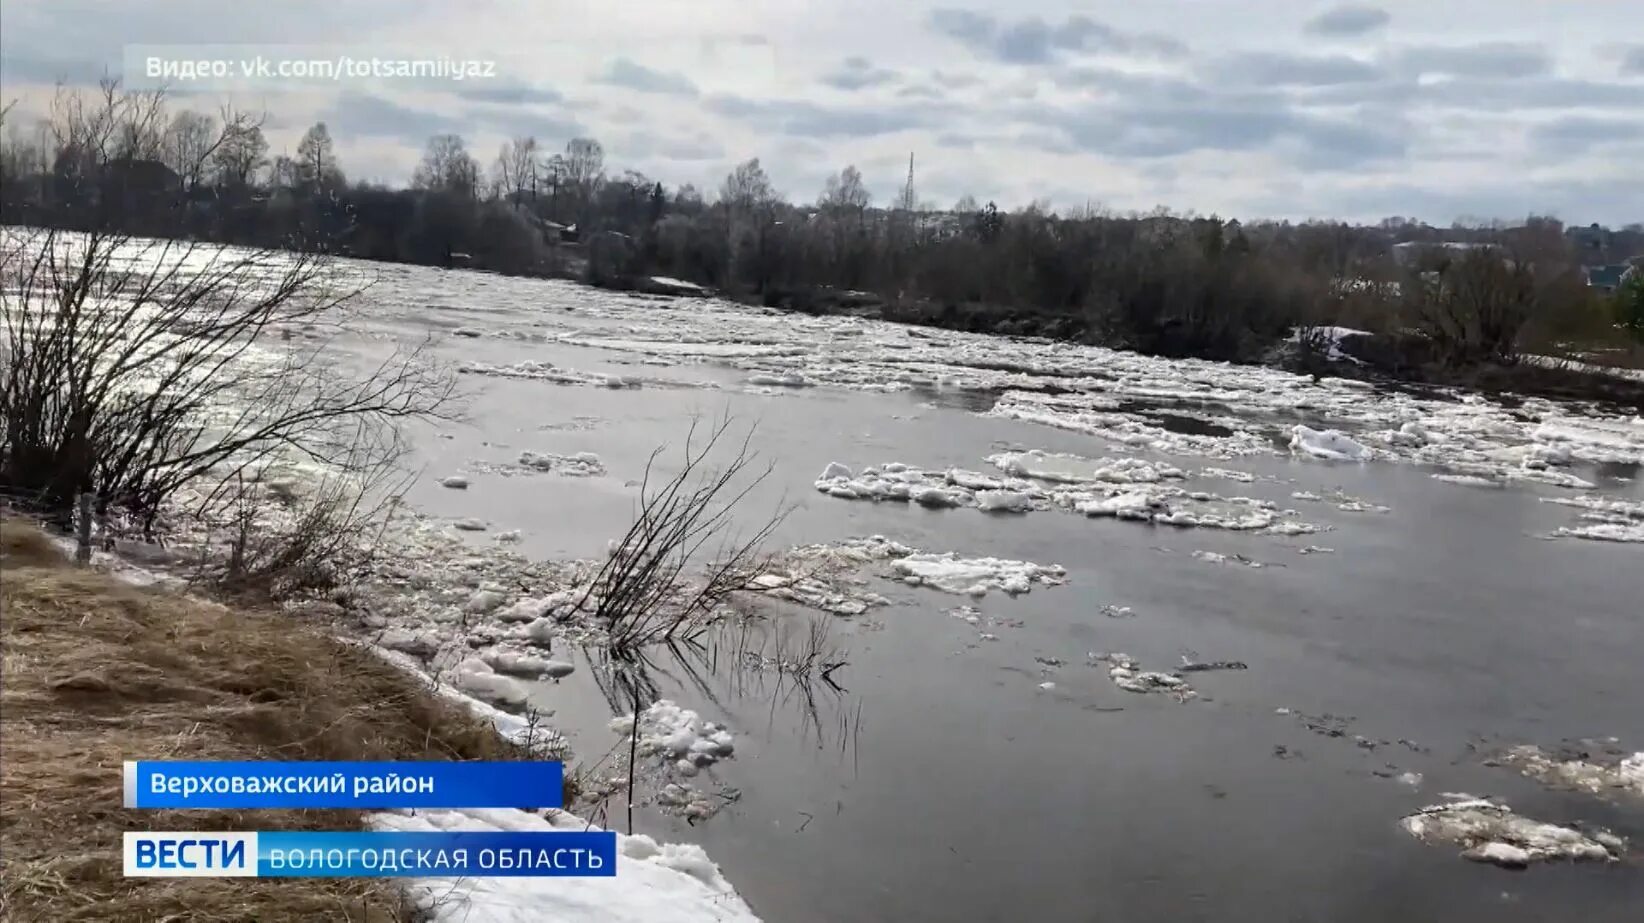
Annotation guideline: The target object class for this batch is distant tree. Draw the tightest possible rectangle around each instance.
[211,120,268,190]
[818,165,871,212]
[162,111,217,194]
[269,154,301,191]
[493,135,538,203]
[295,122,344,192]
[673,183,704,214]
[562,137,605,217]
[953,194,979,214]
[720,158,775,213]
[412,134,479,198]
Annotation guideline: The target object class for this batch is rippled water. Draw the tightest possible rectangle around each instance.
[336,261,1643,922]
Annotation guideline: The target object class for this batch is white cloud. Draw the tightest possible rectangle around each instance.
[1,0,1639,224]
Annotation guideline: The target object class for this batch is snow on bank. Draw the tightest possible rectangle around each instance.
[372,807,758,922]
[1399,797,1626,868]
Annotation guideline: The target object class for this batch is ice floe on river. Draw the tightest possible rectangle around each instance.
[1539,494,1644,543]
[1399,797,1626,869]
[1499,744,1644,799]
[814,461,1322,536]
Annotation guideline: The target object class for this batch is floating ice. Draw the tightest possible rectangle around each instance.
[1094,653,1197,699]
[453,518,489,532]
[518,451,606,477]
[1289,425,1372,462]
[611,700,736,769]
[890,553,1066,597]
[1500,745,1644,798]
[452,658,529,708]
[482,650,558,677]
[438,475,469,489]
[378,629,442,657]
[1399,797,1625,868]
[977,489,1033,512]
[987,450,1185,485]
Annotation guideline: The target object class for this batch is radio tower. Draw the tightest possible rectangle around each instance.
[900,152,916,212]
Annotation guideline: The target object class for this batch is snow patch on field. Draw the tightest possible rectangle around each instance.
[371,808,759,922]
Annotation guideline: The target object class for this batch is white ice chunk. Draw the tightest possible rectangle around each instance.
[1289,425,1372,462]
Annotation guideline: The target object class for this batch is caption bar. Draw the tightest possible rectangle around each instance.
[124,831,616,878]
[123,760,563,810]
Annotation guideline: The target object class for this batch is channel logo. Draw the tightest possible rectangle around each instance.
[124,833,257,877]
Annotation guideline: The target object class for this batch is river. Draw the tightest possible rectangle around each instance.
[323,259,1642,922]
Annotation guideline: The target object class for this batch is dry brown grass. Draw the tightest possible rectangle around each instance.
[0,519,516,922]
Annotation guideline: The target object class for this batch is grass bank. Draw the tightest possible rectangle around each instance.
[0,519,515,922]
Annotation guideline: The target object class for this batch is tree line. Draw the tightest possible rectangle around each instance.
[2,79,1641,371]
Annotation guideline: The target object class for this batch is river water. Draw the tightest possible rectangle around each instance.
[331,261,1642,922]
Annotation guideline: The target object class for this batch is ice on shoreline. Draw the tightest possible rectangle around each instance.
[372,807,759,922]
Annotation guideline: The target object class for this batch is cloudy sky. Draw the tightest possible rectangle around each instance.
[2,0,1641,224]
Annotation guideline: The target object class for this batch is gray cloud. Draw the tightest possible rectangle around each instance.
[1305,5,1392,37]
[1306,74,1644,110]
[454,81,564,106]
[597,58,699,97]
[1528,116,1644,154]
[620,130,725,162]
[1320,177,1644,226]
[706,94,942,138]
[1206,52,1383,87]
[896,84,946,100]
[319,93,466,143]
[1394,43,1551,79]
[926,9,1184,63]
[1623,46,1644,76]
[822,56,899,91]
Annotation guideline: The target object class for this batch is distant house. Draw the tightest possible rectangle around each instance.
[1390,240,1496,269]
[1584,263,1638,294]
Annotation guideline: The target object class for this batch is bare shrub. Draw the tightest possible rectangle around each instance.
[0,227,454,533]
[572,414,785,654]
[194,428,414,600]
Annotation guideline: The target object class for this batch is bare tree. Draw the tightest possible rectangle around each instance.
[414,133,479,198]
[561,137,605,218]
[162,110,217,194]
[818,165,871,212]
[720,158,774,214]
[492,136,539,203]
[210,119,269,191]
[295,122,344,192]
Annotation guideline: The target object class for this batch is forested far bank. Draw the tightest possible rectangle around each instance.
[3,80,1642,400]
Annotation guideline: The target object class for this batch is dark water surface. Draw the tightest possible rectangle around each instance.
[350,265,1643,922]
